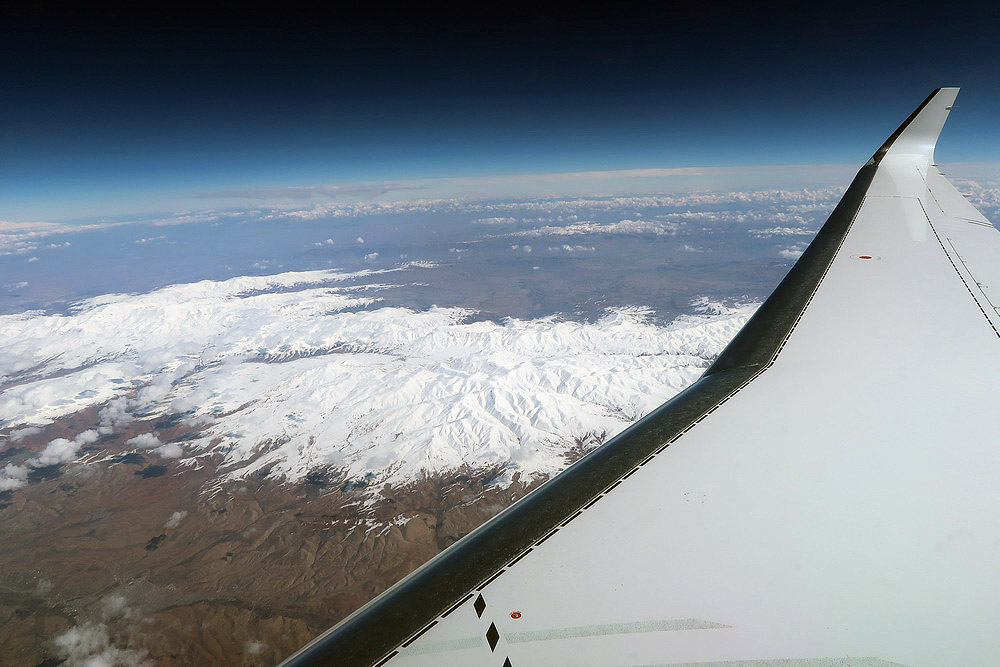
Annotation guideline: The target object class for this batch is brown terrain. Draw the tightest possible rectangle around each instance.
[0,408,562,665]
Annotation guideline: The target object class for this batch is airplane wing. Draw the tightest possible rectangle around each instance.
[282,87,1000,666]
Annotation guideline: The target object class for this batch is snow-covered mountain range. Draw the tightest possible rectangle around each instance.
[0,266,756,492]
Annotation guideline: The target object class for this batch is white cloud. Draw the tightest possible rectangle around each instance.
[33,438,81,467]
[134,235,167,244]
[751,227,817,238]
[779,244,807,260]
[0,214,220,257]
[125,433,162,449]
[10,426,41,441]
[0,464,29,491]
[0,220,65,233]
[164,511,188,529]
[355,236,365,244]
[99,595,132,620]
[364,252,379,262]
[153,442,183,459]
[548,245,595,253]
[51,622,150,667]
[27,256,39,262]
[1,429,101,485]
[75,429,99,445]
[246,640,266,655]
[506,218,681,238]
[98,398,134,435]
[313,238,335,246]
[252,261,279,270]
[473,217,518,225]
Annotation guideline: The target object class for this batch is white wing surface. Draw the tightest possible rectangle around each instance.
[283,88,1000,666]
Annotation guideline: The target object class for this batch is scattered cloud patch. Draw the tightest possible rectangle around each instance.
[473,217,518,225]
[99,398,134,435]
[76,430,99,445]
[271,188,846,224]
[10,427,41,441]
[124,433,181,459]
[778,244,807,260]
[1,430,106,487]
[252,261,281,270]
[153,442,183,459]
[506,219,682,238]
[751,227,817,238]
[99,595,136,621]
[0,464,29,491]
[33,438,81,467]
[126,433,162,449]
[51,621,149,667]
[0,214,216,256]
[548,245,595,253]
[164,511,188,529]
[246,640,266,655]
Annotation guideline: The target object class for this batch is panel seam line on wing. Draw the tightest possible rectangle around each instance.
[918,199,1000,339]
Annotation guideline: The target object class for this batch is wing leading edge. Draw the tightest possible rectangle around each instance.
[284,87,1000,666]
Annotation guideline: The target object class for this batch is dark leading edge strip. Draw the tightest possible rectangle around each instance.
[280,89,943,667]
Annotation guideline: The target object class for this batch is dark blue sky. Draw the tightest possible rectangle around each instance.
[3,3,999,221]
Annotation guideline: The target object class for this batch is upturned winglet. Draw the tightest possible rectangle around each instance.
[874,86,959,165]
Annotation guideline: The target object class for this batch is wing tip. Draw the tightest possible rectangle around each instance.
[876,87,960,164]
